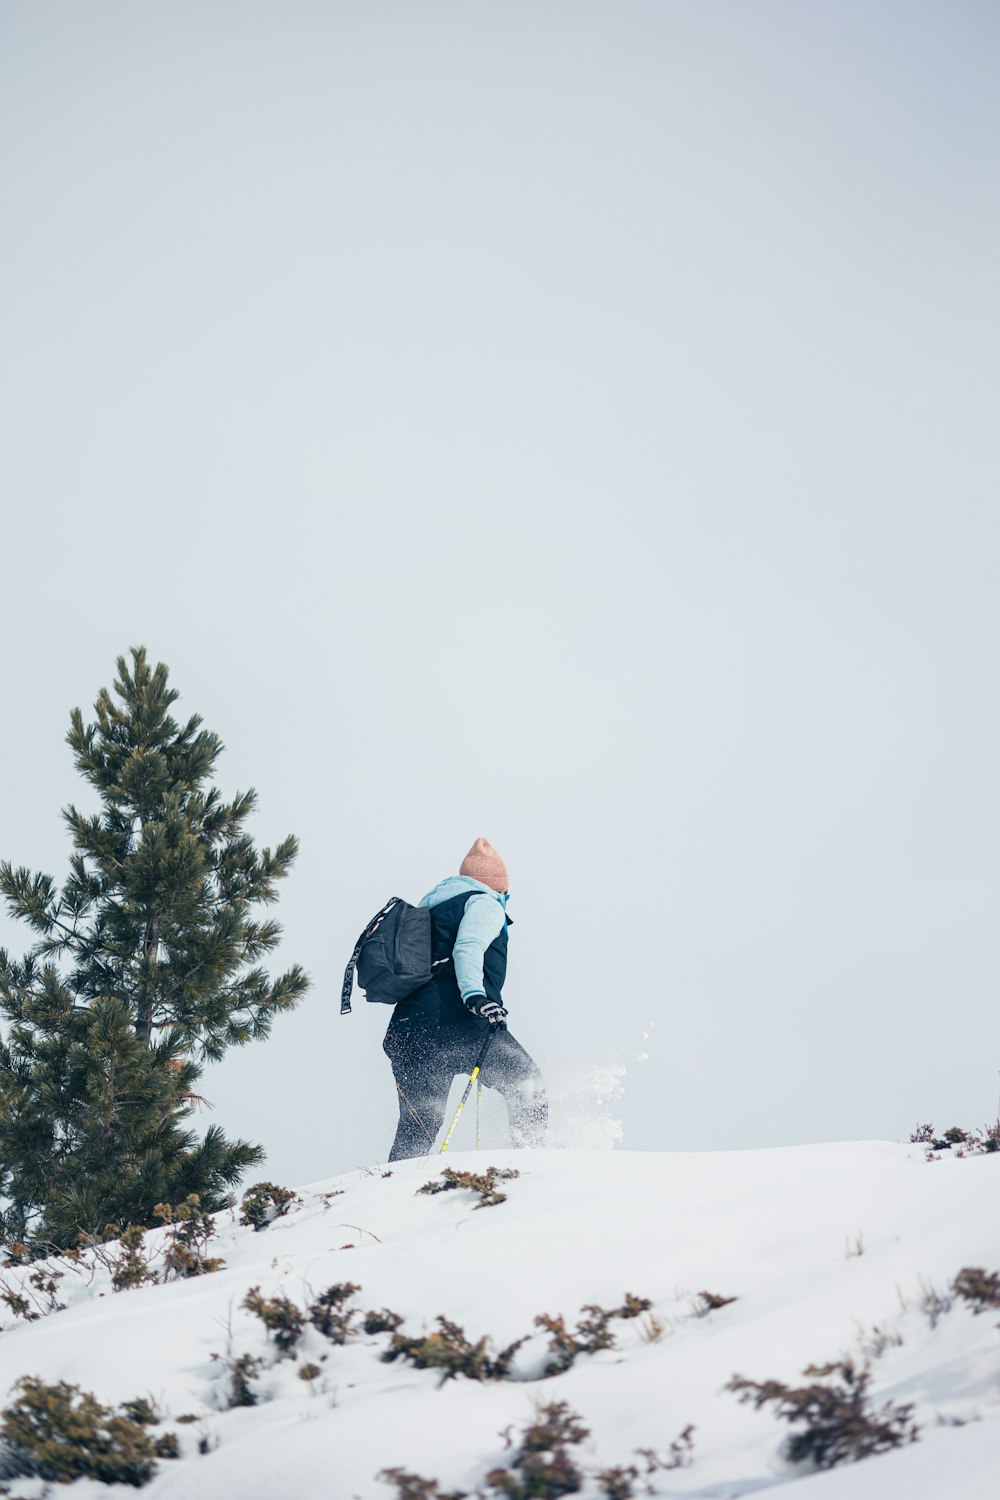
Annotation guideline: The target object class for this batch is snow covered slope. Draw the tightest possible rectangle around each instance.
[0,1143,997,1498]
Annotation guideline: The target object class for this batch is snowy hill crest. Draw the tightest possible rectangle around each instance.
[0,1144,997,1498]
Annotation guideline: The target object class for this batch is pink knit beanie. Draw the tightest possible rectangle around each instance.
[459,837,509,893]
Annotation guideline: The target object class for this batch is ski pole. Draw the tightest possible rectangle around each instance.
[440,1028,499,1154]
[476,1079,482,1150]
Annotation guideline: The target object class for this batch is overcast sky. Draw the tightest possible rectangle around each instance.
[2,1,998,1183]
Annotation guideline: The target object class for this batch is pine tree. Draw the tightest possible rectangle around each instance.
[0,648,309,1249]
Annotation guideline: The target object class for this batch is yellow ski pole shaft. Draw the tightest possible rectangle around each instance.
[440,1028,499,1154]
[440,1065,481,1153]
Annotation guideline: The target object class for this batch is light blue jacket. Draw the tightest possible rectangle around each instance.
[419,875,509,1001]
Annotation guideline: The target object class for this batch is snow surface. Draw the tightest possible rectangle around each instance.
[0,1142,998,1498]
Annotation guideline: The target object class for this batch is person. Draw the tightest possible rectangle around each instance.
[383,838,547,1161]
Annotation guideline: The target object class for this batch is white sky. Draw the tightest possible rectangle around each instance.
[1,1,998,1182]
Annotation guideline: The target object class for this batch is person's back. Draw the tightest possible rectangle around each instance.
[382,838,547,1160]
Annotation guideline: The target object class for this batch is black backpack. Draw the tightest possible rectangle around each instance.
[340,897,434,1015]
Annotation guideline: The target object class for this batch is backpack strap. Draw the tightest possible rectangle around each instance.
[341,897,402,1016]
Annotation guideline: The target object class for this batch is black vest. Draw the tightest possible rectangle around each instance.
[396,891,508,1023]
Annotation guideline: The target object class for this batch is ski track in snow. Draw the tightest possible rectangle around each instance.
[0,1143,997,1498]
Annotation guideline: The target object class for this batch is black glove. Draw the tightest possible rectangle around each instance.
[464,994,508,1025]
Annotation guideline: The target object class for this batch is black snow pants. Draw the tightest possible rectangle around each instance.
[383,1011,548,1162]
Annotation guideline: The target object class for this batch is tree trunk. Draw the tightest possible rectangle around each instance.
[136,917,160,1045]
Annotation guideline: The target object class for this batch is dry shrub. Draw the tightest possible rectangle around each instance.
[418,1166,520,1209]
[0,1376,179,1487]
[379,1471,466,1500]
[212,1351,263,1408]
[242,1286,305,1354]
[239,1181,301,1232]
[379,1401,694,1500]
[728,1357,918,1468]
[383,1318,526,1385]
[485,1399,589,1497]
[153,1196,226,1278]
[308,1282,361,1343]
[953,1267,1000,1314]
[534,1295,652,1375]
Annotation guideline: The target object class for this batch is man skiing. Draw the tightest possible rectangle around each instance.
[383,838,547,1161]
